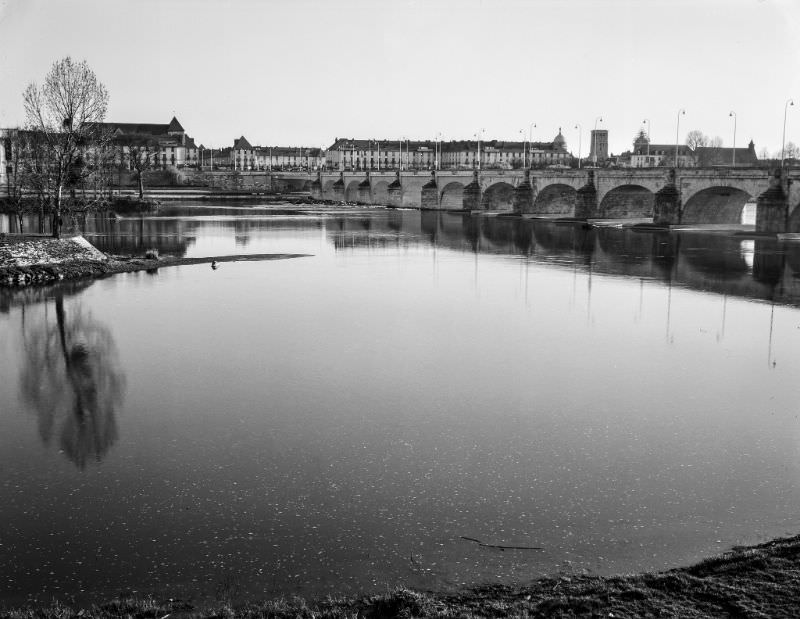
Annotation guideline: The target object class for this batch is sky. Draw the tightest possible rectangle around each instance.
[1,0,799,156]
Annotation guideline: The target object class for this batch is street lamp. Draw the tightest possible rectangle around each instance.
[520,123,536,168]
[674,108,686,167]
[642,118,651,163]
[435,132,443,170]
[367,139,378,171]
[781,99,794,168]
[574,124,582,168]
[474,128,485,170]
[729,111,737,167]
[528,122,536,168]
[592,116,603,164]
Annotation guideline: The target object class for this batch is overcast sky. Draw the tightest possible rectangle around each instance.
[1,0,798,155]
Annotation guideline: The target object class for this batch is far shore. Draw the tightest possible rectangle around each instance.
[2,532,800,618]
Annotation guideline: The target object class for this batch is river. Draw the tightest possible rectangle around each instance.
[1,204,799,605]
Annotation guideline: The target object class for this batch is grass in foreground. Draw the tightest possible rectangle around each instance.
[3,533,800,618]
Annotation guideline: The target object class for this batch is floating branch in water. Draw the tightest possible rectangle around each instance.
[460,536,543,551]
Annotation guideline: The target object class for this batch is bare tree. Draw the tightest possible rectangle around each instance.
[115,133,159,199]
[709,136,724,148]
[783,141,800,160]
[6,129,55,233]
[758,147,770,160]
[23,57,109,238]
[685,130,709,151]
[633,128,649,146]
[3,130,32,232]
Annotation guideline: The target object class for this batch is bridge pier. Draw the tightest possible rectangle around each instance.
[332,172,345,202]
[310,172,322,200]
[756,170,788,233]
[512,169,535,214]
[421,172,439,209]
[358,173,372,204]
[387,172,403,207]
[574,171,597,219]
[463,171,482,210]
[653,169,681,225]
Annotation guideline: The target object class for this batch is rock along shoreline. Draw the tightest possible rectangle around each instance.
[0,235,310,287]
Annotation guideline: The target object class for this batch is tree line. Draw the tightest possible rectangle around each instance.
[3,57,159,237]
[635,127,798,160]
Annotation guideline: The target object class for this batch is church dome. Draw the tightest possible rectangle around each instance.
[553,128,566,149]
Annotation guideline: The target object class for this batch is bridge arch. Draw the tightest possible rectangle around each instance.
[598,184,654,218]
[481,181,515,211]
[440,182,465,209]
[372,181,390,205]
[533,183,577,215]
[682,186,753,224]
[345,180,361,203]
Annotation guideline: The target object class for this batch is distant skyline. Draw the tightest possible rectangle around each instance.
[1,0,799,156]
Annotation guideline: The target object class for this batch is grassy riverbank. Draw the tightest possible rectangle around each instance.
[3,533,800,618]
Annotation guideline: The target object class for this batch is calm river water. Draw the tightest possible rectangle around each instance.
[1,205,800,605]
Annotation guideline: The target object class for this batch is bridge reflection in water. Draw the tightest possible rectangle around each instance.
[328,210,800,308]
[4,208,796,307]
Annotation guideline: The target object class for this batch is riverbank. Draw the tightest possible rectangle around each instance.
[0,235,310,287]
[2,533,799,617]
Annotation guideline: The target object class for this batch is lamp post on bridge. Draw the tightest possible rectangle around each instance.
[642,118,651,164]
[435,132,443,171]
[474,128,485,171]
[519,123,536,168]
[674,108,686,167]
[399,137,410,171]
[528,122,536,169]
[574,124,582,169]
[781,99,794,169]
[729,111,737,167]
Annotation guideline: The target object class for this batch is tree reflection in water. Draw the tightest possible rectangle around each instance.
[19,293,125,469]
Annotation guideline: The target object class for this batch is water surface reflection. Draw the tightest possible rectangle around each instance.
[18,291,125,469]
[1,206,799,605]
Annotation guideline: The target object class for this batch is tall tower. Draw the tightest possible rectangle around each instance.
[590,129,608,163]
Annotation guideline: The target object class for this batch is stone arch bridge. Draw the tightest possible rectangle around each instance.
[273,167,800,233]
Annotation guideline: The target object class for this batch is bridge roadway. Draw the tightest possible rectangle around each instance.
[269,167,800,232]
